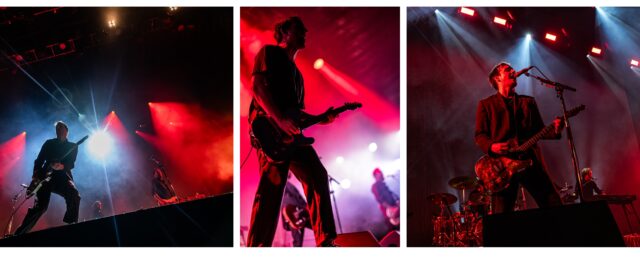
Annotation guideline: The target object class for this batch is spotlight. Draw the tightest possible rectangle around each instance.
[435,9,440,14]
[526,33,532,41]
[632,59,639,67]
[169,7,178,11]
[493,16,507,26]
[107,19,116,28]
[341,179,352,189]
[590,47,602,55]
[336,156,344,164]
[545,33,557,42]
[314,58,325,70]
[459,7,475,17]
[368,142,378,153]
[88,131,114,160]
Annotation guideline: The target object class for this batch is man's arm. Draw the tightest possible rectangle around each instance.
[33,141,48,174]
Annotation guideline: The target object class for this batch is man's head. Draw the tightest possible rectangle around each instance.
[55,121,68,140]
[581,167,593,182]
[489,62,517,93]
[373,168,384,182]
[274,16,307,49]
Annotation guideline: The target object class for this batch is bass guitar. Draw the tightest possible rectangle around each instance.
[250,102,362,163]
[474,105,585,193]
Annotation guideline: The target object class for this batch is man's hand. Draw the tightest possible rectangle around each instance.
[553,118,565,134]
[275,117,301,136]
[320,107,338,125]
[51,162,65,171]
[490,142,510,155]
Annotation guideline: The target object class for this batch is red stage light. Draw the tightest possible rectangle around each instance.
[545,33,557,42]
[459,7,475,17]
[59,43,67,50]
[632,59,639,67]
[591,47,602,55]
[314,58,325,70]
[493,17,507,26]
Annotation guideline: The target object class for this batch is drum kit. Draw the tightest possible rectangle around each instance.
[429,176,489,247]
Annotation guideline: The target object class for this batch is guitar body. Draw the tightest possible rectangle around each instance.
[474,155,532,193]
[386,205,400,226]
[250,102,362,163]
[282,204,309,230]
[250,116,313,163]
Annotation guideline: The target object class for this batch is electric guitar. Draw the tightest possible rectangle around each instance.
[282,204,309,230]
[250,102,362,162]
[474,105,585,193]
[27,135,89,197]
[385,204,400,226]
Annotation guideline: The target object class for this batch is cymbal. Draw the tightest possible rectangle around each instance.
[427,193,457,205]
[448,176,478,190]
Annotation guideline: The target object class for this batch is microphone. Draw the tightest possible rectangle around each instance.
[516,66,534,77]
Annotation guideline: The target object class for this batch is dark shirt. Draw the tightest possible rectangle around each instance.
[475,93,560,162]
[582,180,603,201]
[281,182,306,208]
[34,138,78,178]
[249,45,305,123]
[372,181,398,207]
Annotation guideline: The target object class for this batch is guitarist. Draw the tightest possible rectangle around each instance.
[247,16,339,247]
[371,168,399,230]
[14,121,81,235]
[475,62,563,214]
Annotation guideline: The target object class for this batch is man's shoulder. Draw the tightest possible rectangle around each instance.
[479,93,500,104]
[43,138,57,145]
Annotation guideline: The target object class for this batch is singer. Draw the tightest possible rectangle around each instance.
[475,62,564,213]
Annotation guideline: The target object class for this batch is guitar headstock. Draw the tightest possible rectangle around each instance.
[76,135,90,145]
[342,102,363,111]
[565,105,586,118]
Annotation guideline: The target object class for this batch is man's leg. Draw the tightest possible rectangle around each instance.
[14,184,52,235]
[247,150,289,247]
[521,165,562,208]
[291,228,304,247]
[289,146,337,246]
[55,177,81,224]
[491,176,520,214]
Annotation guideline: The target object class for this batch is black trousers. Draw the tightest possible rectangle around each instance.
[492,163,562,214]
[14,172,81,235]
[247,146,337,247]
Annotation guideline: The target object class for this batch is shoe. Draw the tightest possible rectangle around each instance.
[320,239,340,247]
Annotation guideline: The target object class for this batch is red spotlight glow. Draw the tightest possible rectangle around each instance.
[632,59,639,67]
[0,132,26,183]
[493,17,507,26]
[591,47,602,55]
[545,33,557,42]
[459,7,475,17]
[314,58,325,70]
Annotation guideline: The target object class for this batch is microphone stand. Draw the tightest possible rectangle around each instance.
[4,185,28,237]
[525,72,585,203]
[328,175,343,234]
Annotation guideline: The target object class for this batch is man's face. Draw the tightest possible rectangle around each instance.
[56,125,68,140]
[495,64,517,90]
[283,22,307,49]
[585,170,593,181]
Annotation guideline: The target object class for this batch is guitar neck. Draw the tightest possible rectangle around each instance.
[298,106,351,130]
[513,125,554,152]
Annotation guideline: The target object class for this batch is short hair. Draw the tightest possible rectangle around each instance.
[55,121,68,131]
[488,62,511,90]
[372,168,382,176]
[274,16,305,43]
[580,167,592,179]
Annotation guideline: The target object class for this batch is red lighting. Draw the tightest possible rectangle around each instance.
[314,58,325,70]
[591,47,602,55]
[59,43,67,50]
[459,7,475,16]
[632,59,639,67]
[545,33,557,42]
[493,17,507,26]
